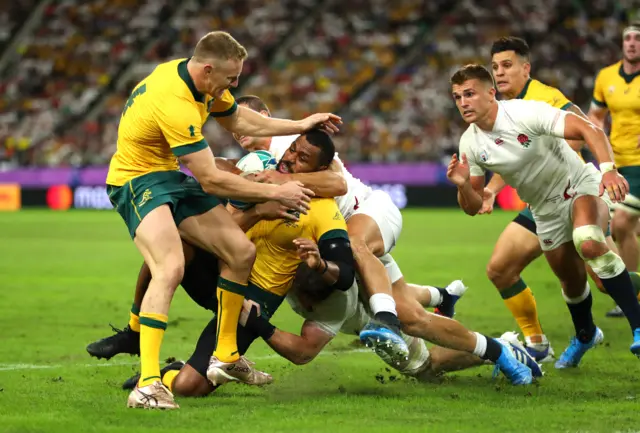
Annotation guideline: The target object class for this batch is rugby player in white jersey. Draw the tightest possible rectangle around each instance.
[448,64,640,368]
[231,95,460,362]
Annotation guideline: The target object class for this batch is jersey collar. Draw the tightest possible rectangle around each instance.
[618,62,640,84]
[178,58,205,103]
[515,78,532,99]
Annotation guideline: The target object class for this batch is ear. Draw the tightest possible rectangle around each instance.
[523,62,531,76]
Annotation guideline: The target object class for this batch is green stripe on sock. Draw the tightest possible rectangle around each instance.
[629,272,640,296]
[139,317,167,330]
[500,279,528,300]
[218,277,247,295]
[142,376,161,382]
[130,303,140,316]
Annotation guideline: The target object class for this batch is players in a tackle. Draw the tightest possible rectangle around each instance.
[105,31,340,409]
[448,64,640,368]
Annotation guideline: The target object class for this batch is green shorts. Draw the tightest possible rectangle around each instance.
[514,205,611,237]
[107,170,222,238]
[619,166,640,199]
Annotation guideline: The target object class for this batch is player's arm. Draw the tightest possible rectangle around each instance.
[564,104,589,153]
[214,157,241,174]
[561,113,615,167]
[216,104,341,137]
[448,135,484,216]
[241,306,333,365]
[156,98,313,209]
[295,200,355,290]
[227,202,298,232]
[255,160,347,197]
[485,173,506,195]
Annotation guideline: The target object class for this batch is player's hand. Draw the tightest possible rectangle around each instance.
[255,201,299,222]
[600,170,629,203]
[254,170,289,185]
[298,113,342,135]
[446,153,471,187]
[478,187,496,214]
[293,238,322,271]
[239,300,261,327]
[273,181,314,214]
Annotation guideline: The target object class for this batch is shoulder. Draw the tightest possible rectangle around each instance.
[309,197,340,214]
[529,79,572,109]
[597,61,621,80]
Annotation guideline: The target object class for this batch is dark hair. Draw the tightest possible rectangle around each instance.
[450,64,495,87]
[302,129,335,168]
[291,263,334,303]
[490,36,530,60]
[236,95,271,116]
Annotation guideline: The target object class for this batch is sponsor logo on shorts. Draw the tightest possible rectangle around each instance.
[138,189,153,207]
[543,238,554,245]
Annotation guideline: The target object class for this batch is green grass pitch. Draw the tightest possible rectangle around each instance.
[0,209,637,433]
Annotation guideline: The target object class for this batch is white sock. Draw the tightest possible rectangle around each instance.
[369,293,397,316]
[426,286,442,307]
[472,332,487,357]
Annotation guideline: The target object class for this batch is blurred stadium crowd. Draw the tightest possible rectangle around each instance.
[0,0,635,167]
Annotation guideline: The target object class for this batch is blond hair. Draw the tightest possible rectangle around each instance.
[193,31,248,62]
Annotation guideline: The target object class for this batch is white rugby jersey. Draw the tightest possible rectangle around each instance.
[459,99,594,215]
[269,135,373,220]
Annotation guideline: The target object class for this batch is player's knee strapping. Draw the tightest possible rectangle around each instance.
[572,225,626,279]
[379,333,430,376]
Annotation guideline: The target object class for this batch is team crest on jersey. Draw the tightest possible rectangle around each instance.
[285,209,300,227]
[494,138,503,146]
[517,133,531,148]
[480,150,488,162]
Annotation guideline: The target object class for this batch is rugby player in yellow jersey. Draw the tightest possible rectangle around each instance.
[475,37,640,362]
[106,30,342,409]
[588,23,640,315]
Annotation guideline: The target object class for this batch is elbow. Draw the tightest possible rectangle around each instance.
[335,177,348,196]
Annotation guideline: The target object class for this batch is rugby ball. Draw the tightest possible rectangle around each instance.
[230,150,278,210]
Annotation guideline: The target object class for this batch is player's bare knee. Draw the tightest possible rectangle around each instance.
[226,238,256,274]
[154,260,185,290]
[485,258,519,289]
[578,239,608,260]
[613,211,637,237]
[172,371,212,397]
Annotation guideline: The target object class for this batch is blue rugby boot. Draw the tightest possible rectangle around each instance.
[499,332,543,378]
[630,328,640,358]
[491,339,533,385]
[360,320,409,366]
[554,327,604,369]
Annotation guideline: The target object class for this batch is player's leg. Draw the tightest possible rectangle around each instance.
[86,243,202,360]
[571,195,640,357]
[128,204,184,409]
[612,205,640,271]
[392,285,533,385]
[175,183,257,378]
[486,209,551,360]
[349,192,408,358]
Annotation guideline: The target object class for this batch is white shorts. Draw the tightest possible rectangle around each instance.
[352,190,403,254]
[534,171,609,251]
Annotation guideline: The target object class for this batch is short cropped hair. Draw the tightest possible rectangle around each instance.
[193,31,248,62]
[450,64,495,87]
[302,129,335,168]
[490,36,531,60]
[236,95,271,116]
[291,263,334,303]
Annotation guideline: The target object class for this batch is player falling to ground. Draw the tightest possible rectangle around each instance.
[120,257,541,395]
[477,37,640,361]
[105,31,341,409]
[588,22,640,317]
[232,95,413,362]
[448,64,640,369]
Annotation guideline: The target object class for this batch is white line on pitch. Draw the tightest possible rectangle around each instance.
[0,349,371,372]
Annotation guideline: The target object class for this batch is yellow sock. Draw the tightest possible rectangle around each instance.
[137,312,167,388]
[213,277,246,363]
[161,369,180,392]
[501,279,544,339]
[129,303,140,333]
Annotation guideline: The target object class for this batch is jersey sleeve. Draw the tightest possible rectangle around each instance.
[547,87,573,111]
[592,69,607,108]
[458,131,484,176]
[209,90,238,118]
[155,95,209,156]
[517,100,567,139]
[309,198,349,243]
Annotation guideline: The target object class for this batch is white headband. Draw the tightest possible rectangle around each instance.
[623,25,640,37]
